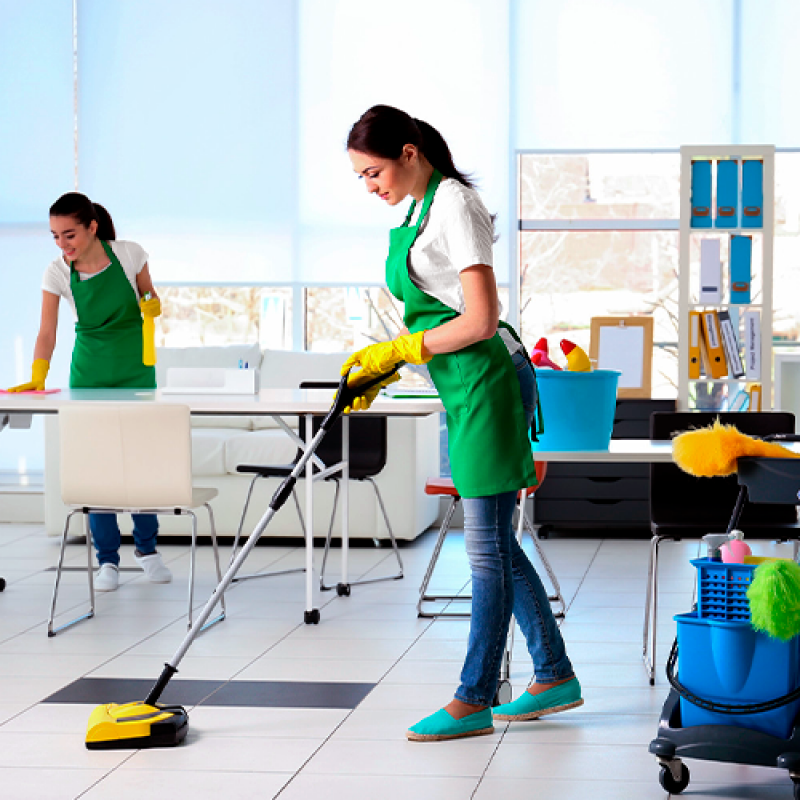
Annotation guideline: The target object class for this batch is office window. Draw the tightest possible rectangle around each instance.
[518,152,681,397]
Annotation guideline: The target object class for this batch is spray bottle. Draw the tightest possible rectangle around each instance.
[142,292,157,367]
[702,533,734,562]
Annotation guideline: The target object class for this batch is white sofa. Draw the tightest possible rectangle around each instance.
[44,344,440,541]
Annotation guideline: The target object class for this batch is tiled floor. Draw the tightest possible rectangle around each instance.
[0,521,797,799]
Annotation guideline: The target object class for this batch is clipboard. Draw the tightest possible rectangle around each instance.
[589,316,654,398]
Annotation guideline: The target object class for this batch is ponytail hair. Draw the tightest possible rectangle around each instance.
[49,192,116,241]
[347,105,474,188]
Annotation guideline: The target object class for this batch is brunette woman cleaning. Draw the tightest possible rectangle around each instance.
[341,106,582,741]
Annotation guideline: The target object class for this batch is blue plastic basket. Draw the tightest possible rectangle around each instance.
[676,611,800,738]
[692,558,754,622]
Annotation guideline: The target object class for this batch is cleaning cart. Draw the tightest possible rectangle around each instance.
[650,445,800,796]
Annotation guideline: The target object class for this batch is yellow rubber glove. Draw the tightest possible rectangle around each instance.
[8,358,50,392]
[341,331,431,378]
[140,296,161,318]
[344,371,401,413]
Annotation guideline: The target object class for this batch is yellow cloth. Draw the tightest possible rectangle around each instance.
[8,358,50,392]
[673,419,800,477]
[140,296,161,318]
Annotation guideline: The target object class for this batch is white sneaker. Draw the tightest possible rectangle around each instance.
[95,563,119,592]
[134,551,172,584]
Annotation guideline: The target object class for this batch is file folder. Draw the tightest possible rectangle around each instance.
[730,235,752,304]
[699,239,722,303]
[744,310,761,381]
[748,383,763,412]
[688,310,702,379]
[717,309,745,378]
[691,160,712,228]
[701,310,727,379]
[742,160,763,229]
[715,159,739,228]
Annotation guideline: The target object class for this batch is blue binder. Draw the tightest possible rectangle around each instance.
[716,159,739,228]
[730,235,752,304]
[691,160,712,228]
[742,160,763,229]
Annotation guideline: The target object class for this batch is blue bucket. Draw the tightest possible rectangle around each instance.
[532,370,620,451]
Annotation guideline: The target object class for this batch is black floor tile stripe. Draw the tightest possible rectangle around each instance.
[43,677,374,709]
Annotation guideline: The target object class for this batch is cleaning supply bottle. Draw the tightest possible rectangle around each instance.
[530,338,562,370]
[720,529,752,563]
[703,533,733,562]
[560,339,591,372]
[142,292,156,367]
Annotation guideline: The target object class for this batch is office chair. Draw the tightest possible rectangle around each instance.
[643,411,799,683]
[417,461,565,619]
[49,403,226,636]
[232,381,403,594]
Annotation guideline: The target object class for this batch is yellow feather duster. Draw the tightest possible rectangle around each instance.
[672,419,800,478]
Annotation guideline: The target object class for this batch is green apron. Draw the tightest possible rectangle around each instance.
[69,240,155,389]
[386,170,536,497]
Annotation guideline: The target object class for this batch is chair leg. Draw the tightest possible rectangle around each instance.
[523,512,566,620]
[198,502,226,632]
[320,478,406,593]
[230,474,305,584]
[319,479,341,591]
[642,533,666,685]
[187,509,198,630]
[48,510,95,636]
[417,496,471,618]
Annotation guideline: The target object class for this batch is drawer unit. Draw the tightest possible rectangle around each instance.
[532,398,676,535]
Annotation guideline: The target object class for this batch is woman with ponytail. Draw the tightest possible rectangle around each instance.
[8,192,171,592]
[343,105,581,741]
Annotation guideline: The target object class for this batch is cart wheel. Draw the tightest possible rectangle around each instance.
[493,680,512,707]
[336,583,351,597]
[659,762,690,794]
[537,525,552,540]
[0,578,5,592]
[304,609,320,625]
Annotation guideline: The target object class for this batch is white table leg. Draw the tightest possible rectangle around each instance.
[341,413,349,588]
[304,413,317,620]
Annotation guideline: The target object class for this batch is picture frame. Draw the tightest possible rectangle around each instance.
[589,316,654,398]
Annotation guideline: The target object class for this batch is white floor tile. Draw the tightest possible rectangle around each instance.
[279,773,479,800]
[0,767,109,800]
[81,768,292,799]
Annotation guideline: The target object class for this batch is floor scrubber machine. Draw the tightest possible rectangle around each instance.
[650,445,800,797]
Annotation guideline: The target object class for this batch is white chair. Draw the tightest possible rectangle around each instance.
[48,402,226,636]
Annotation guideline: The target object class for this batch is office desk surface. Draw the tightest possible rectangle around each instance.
[532,438,800,463]
[0,387,444,417]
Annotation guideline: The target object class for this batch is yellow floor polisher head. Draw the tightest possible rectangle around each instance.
[86,701,188,750]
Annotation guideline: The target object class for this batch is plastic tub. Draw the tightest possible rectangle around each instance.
[531,369,620,451]
[676,611,800,738]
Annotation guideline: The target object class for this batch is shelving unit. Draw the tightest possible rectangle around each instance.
[678,145,775,411]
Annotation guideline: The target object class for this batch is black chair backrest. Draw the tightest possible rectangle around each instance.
[650,411,797,531]
[298,381,387,479]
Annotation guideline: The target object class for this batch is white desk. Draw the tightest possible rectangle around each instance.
[0,388,443,623]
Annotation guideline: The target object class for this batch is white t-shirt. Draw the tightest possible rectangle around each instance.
[41,240,149,317]
[407,178,520,354]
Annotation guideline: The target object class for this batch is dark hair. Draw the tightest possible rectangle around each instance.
[347,105,474,188]
[49,192,116,241]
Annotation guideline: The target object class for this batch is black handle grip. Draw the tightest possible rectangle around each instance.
[321,363,404,431]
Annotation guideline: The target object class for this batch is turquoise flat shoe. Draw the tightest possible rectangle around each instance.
[493,677,583,721]
[406,707,494,742]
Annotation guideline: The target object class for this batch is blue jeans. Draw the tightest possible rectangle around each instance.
[456,350,574,705]
[89,513,159,567]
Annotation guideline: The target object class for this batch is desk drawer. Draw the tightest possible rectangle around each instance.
[535,498,651,524]
[544,462,649,479]
[536,476,648,501]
